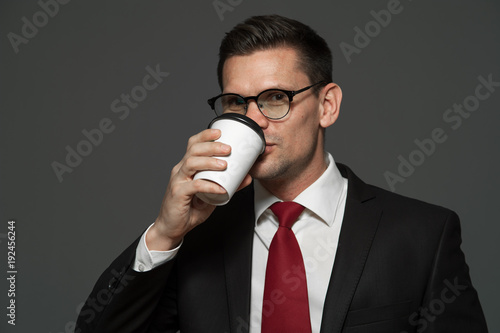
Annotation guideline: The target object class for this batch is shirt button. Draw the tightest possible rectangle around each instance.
[108,277,117,290]
[138,264,145,272]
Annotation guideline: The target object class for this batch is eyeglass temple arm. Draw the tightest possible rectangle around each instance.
[290,81,327,99]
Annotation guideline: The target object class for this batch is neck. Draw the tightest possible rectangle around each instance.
[260,151,328,201]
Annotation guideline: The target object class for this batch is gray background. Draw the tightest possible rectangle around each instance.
[1,0,499,332]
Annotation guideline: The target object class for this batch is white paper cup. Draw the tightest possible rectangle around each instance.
[194,113,265,205]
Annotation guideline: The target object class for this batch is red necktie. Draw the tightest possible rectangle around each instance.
[262,201,312,333]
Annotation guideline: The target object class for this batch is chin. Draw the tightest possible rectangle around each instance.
[249,161,271,180]
[250,159,288,181]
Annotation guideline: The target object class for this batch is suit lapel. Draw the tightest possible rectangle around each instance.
[218,166,382,332]
[222,185,255,333]
[320,164,382,333]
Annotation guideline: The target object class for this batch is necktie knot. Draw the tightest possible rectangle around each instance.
[270,201,305,229]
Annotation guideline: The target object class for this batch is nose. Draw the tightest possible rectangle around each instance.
[246,100,268,129]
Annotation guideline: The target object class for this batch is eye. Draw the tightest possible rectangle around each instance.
[222,95,245,108]
[263,91,288,105]
[218,94,247,114]
[271,93,286,101]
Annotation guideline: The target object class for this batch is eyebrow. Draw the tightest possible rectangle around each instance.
[223,85,295,95]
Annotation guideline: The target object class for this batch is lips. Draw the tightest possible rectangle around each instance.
[264,143,275,153]
[263,135,279,154]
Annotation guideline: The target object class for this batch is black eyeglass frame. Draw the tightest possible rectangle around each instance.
[207,81,327,120]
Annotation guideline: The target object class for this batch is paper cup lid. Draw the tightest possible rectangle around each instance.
[208,113,265,152]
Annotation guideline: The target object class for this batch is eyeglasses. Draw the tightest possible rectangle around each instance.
[207,81,326,120]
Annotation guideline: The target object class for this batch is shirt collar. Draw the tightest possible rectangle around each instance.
[253,152,345,227]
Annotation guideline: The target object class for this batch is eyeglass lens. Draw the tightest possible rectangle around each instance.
[215,90,290,119]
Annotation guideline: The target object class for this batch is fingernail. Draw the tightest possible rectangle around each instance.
[217,159,226,167]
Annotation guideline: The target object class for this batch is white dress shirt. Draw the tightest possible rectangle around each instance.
[249,152,347,332]
[133,152,348,333]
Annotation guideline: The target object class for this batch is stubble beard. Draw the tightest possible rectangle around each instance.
[250,153,292,181]
[249,138,318,186]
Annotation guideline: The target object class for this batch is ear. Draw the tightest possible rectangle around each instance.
[318,83,342,129]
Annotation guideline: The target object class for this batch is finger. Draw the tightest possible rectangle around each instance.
[178,156,227,178]
[191,195,211,210]
[186,129,221,151]
[172,141,229,177]
[188,141,231,158]
[168,178,226,206]
[188,178,227,197]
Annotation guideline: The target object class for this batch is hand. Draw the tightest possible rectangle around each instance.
[147,128,252,251]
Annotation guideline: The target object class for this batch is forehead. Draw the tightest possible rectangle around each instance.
[221,47,309,93]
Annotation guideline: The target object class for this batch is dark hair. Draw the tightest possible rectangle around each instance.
[217,15,333,93]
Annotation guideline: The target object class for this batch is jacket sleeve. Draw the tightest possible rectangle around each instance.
[75,237,178,333]
[416,211,488,332]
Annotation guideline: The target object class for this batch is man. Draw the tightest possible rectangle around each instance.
[76,15,488,333]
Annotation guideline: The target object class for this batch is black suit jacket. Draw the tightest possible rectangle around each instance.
[76,163,488,332]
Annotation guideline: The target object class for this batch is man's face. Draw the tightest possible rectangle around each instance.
[222,47,328,185]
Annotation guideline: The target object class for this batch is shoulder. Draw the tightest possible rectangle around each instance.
[371,184,456,221]
[338,162,460,232]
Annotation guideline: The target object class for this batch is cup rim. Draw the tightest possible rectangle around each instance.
[208,113,265,153]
